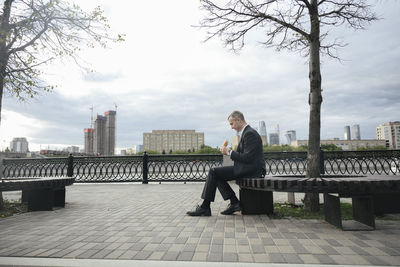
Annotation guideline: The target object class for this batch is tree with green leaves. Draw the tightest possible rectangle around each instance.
[199,0,377,211]
[0,0,123,121]
[0,0,123,210]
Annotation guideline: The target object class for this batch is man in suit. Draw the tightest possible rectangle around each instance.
[187,111,265,216]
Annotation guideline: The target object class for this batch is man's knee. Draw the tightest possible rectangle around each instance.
[209,167,217,176]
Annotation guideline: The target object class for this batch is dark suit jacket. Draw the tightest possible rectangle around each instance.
[230,125,266,179]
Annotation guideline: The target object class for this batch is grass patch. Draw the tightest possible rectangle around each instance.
[270,202,400,221]
[271,202,354,220]
[0,199,28,218]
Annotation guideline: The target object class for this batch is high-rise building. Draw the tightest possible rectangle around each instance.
[344,126,351,140]
[104,110,116,155]
[352,124,361,140]
[376,121,400,149]
[94,114,106,155]
[285,130,297,145]
[269,133,279,146]
[258,121,268,146]
[143,130,204,153]
[91,110,116,155]
[84,128,94,154]
[10,137,29,153]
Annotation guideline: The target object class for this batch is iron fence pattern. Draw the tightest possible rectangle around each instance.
[72,156,144,182]
[2,150,399,182]
[323,150,400,175]
[2,157,69,178]
[146,155,223,182]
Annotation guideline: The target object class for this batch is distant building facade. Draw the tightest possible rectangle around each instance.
[10,137,29,153]
[65,146,80,153]
[84,128,94,154]
[269,133,280,146]
[143,130,204,153]
[86,110,116,156]
[104,111,116,155]
[376,121,400,149]
[285,130,297,145]
[344,126,351,140]
[258,121,268,146]
[292,139,386,151]
[352,124,361,140]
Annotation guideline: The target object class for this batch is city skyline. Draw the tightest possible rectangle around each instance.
[0,0,399,152]
[1,120,397,153]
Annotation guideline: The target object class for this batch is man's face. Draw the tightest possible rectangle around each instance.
[228,117,242,132]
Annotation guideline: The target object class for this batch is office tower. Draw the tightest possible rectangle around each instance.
[84,128,94,154]
[94,114,107,155]
[285,130,297,145]
[92,110,116,156]
[9,137,29,153]
[352,124,361,140]
[258,121,268,146]
[344,126,351,140]
[269,133,279,146]
[143,130,204,153]
[376,121,400,149]
[104,110,116,155]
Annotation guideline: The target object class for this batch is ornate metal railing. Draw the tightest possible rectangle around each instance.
[1,150,399,182]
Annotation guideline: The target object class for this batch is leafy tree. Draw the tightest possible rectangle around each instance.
[357,146,387,151]
[321,144,342,151]
[0,0,123,210]
[199,0,377,211]
[0,0,124,121]
[195,145,221,154]
[137,150,160,155]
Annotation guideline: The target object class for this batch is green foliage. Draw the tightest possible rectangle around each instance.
[270,202,400,221]
[0,0,124,102]
[137,145,221,155]
[270,202,353,220]
[195,145,221,154]
[320,144,343,151]
[357,146,387,151]
[137,150,160,155]
[0,199,27,218]
[263,145,307,152]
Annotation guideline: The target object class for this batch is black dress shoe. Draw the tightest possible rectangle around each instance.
[187,205,211,216]
[221,202,241,215]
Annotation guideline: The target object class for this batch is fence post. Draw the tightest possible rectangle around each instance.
[320,149,325,175]
[67,154,74,177]
[142,151,148,184]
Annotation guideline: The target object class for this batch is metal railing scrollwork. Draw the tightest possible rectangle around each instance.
[2,150,399,182]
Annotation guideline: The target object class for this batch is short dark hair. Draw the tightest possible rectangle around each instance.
[228,110,245,121]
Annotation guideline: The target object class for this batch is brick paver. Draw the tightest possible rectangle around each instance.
[0,183,400,265]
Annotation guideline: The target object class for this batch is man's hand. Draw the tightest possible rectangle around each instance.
[220,145,230,155]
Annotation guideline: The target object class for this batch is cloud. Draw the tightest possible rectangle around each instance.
[82,72,122,83]
[1,0,399,152]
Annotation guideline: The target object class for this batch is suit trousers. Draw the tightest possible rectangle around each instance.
[201,166,236,202]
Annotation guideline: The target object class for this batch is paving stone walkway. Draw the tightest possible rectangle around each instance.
[0,183,399,266]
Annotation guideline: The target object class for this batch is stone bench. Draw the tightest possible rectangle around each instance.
[236,175,400,230]
[0,177,75,211]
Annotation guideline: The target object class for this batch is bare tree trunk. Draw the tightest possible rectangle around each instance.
[0,192,3,211]
[0,0,13,124]
[0,154,4,211]
[304,0,322,212]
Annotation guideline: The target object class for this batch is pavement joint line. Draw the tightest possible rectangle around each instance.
[1,184,400,266]
[0,257,392,267]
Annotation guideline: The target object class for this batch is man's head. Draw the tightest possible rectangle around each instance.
[228,111,247,132]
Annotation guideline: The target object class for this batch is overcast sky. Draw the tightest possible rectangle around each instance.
[1,0,399,152]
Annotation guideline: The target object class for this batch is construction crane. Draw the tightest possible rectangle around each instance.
[89,105,98,128]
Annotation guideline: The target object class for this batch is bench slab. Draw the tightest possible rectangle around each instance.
[237,175,400,231]
[1,177,75,211]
